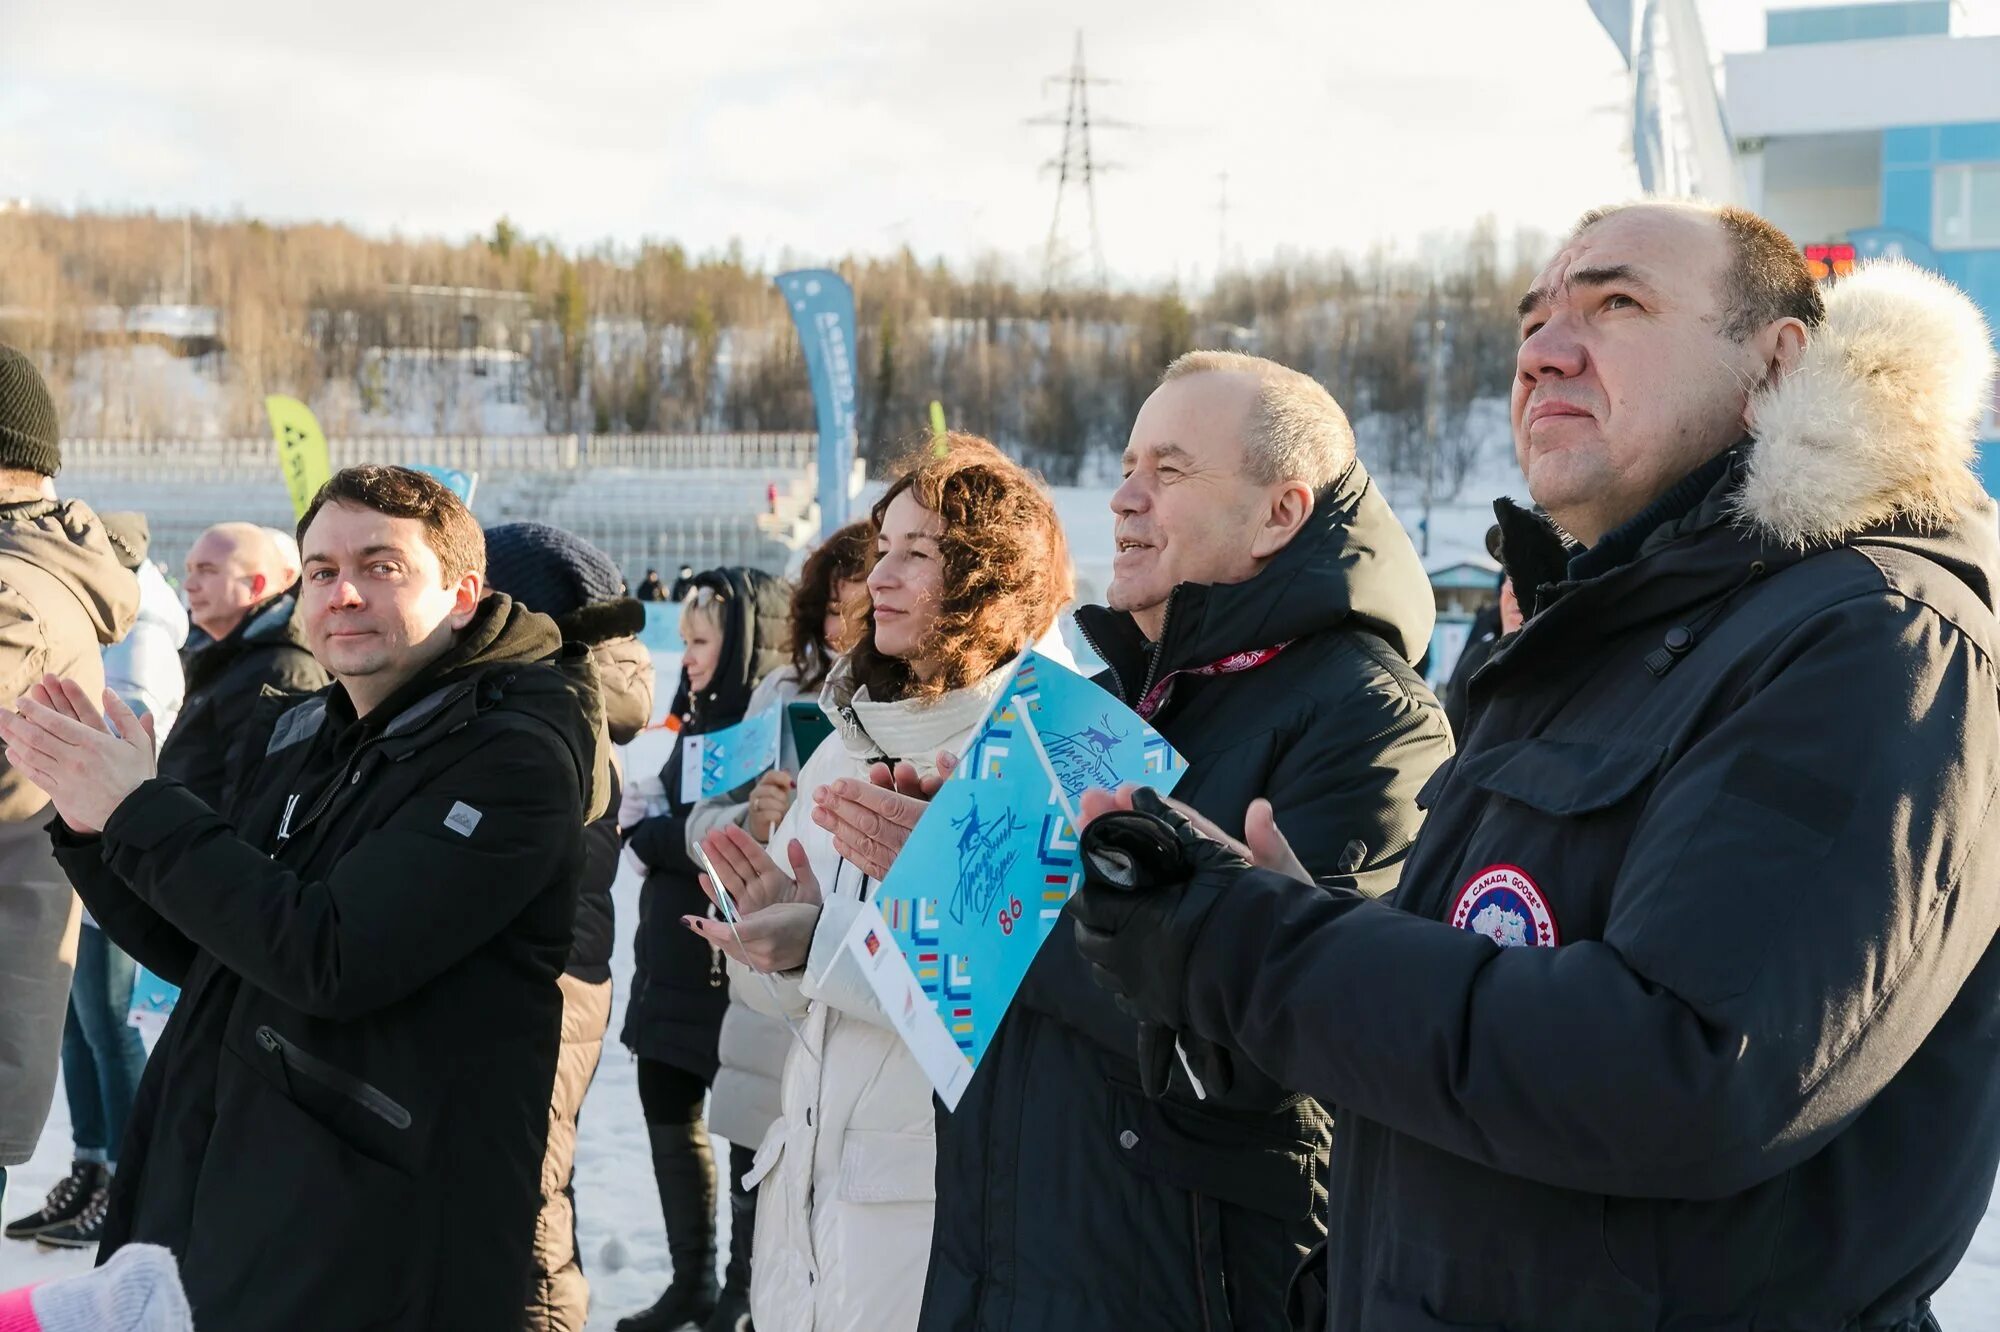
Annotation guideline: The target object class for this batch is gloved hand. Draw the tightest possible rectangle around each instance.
[1074,788,1249,1096]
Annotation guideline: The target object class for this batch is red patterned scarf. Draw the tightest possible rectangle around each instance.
[1136,642,1292,721]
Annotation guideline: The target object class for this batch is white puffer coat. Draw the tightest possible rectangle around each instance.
[740,653,1017,1332]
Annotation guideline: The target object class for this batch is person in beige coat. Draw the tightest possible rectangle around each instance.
[0,345,140,1192]
[690,438,1072,1332]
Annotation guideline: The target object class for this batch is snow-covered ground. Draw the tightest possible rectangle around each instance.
[6,474,2000,1324]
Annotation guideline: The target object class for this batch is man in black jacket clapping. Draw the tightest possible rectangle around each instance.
[0,466,604,1332]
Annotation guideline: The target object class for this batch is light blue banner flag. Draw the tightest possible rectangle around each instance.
[874,650,1187,1073]
[407,464,478,504]
[961,650,1188,809]
[876,772,1077,1065]
[774,269,859,536]
[680,708,783,802]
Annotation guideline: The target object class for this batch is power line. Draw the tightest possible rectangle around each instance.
[1028,31,1129,291]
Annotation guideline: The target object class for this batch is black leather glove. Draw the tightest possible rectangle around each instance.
[1074,789,1249,1096]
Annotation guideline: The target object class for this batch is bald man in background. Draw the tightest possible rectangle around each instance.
[166,522,327,808]
[261,526,303,589]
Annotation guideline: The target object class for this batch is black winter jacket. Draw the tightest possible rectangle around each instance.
[159,589,327,809]
[920,460,1454,1332]
[622,566,790,1078]
[1162,267,2000,1331]
[55,595,602,1332]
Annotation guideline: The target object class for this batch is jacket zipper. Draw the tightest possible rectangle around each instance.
[275,746,370,849]
[276,681,479,850]
[1133,590,1179,709]
[1191,1192,1215,1332]
[255,1025,412,1129]
[1073,617,1126,701]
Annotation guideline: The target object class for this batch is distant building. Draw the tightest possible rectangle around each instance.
[382,284,534,355]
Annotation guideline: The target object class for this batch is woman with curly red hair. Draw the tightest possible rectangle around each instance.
[687,435,1072,1332]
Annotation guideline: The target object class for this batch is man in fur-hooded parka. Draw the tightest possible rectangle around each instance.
[1068,203,2000,1332]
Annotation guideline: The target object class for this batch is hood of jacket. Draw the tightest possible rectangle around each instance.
[1075,457,1435,702]
[686,566,792,734]
[0,497,138,649]
[1732,257,2000,614]
[552,596,655,747]
[818,648,1017,769]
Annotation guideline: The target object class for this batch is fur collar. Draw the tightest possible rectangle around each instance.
[1736,259,1997,547]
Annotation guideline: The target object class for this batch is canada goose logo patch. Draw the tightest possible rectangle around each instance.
[1449,865,1558,948]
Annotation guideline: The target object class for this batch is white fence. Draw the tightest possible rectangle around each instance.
[61,432,818,479]
[60,433,825,582]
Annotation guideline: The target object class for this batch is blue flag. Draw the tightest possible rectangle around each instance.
[680,709,783,802]
[875,651,1187,1075]
[774,269,859,536]
[962,650,1188,810]
[876,772,1079,1065]
[407,464,478,504]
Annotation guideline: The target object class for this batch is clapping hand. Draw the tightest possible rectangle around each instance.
[1078,789,1309,883]
[686,823,824,973]
[809,751,957,878]
[0,675,158,835]
[746,770,796,844]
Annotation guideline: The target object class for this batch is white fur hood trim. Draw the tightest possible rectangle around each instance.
[1735,259,1997,546]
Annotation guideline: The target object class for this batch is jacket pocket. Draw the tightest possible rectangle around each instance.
[1443,738,1666,939]
[1456,737,1663,816]
[1414,755,1457,812]
[834,1128,936,1204]
[1371,1236,1661,1331]
[196,1039,423,1326]
[255,1026,412,1128]
[1105,1077,1326,1221]
[1617,750,1843,1006]
[227,1015,428,1176]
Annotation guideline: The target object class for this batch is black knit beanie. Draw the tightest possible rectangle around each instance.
[0,344,61,477]
[483,521,625,619]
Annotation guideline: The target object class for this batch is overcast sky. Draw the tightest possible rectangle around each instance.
[6,0,2000,286]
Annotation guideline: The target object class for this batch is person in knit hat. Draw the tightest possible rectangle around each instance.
[485,521,655,1332]
[0,344,138,1227]
[4,512,185,1251]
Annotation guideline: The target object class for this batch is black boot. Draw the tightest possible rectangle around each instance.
[35,1180,110,1250]
[5,1161,105,1241]
[705,1149,756,1332]
[618,1121,718,1332]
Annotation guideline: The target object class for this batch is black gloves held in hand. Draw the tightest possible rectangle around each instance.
[1073,788,1248,1098]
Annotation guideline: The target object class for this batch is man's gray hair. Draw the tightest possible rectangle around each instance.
[1161,350,1355,495]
